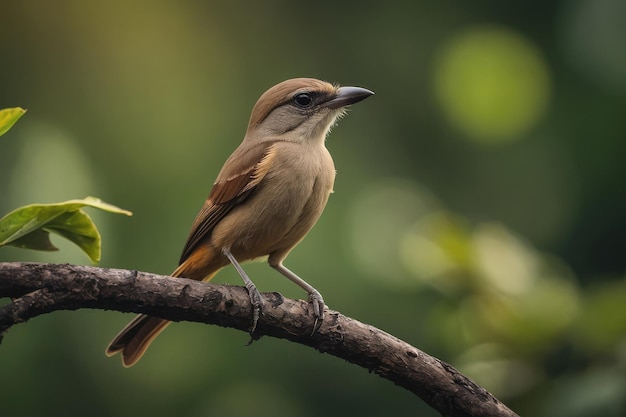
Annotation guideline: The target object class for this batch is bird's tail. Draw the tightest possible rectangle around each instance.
[105,314,172,367]
[105,249,222,367]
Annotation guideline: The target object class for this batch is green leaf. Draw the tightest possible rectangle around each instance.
[9,229,59,251]
[0,196,132,263]
[0,107,27,137]
[45,211,100,262]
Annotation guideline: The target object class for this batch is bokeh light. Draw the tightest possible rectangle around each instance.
[349,178,441,287]
[433,25,551,143]
[400,211,473,293]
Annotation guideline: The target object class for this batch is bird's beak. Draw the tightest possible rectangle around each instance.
[324,86,374,109]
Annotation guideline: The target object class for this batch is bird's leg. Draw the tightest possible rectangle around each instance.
[271,262,325,334]
[222,247,262,334]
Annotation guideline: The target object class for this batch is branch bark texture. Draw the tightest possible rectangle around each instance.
[0,262,518,417]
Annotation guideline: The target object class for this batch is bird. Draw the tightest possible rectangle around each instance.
[105,77,374,367]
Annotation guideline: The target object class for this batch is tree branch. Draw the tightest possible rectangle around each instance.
[0,262,518,417]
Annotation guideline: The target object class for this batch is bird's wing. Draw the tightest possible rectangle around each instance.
[178,141,278,264]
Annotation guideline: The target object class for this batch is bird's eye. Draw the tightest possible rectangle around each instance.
[293,93,314,107]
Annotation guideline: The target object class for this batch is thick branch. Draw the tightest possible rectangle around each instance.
[0,262,518,417]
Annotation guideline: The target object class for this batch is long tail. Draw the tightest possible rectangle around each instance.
[105,248,222,367]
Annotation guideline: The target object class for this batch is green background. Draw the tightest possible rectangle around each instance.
[1,1,625,416]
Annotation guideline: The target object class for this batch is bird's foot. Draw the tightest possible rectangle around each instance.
[309,290,325,335]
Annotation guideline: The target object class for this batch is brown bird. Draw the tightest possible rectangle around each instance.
[105,78,373,367]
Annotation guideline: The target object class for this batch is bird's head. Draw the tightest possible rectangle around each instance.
[246,78,373,143]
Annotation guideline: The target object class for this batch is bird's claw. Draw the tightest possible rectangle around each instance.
[309,291,325,335]
[245,282,263,337]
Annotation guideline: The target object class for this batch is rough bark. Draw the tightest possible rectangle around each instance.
[0,262,518,417]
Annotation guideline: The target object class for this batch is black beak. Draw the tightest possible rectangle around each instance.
[325,86,374,109]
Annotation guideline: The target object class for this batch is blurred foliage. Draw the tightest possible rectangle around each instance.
[1,1,625,416]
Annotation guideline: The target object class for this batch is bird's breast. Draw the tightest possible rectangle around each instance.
[216,142,335,260]
[261,142,335,230]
